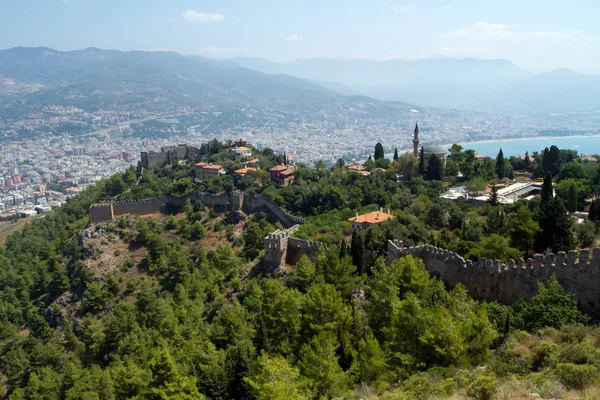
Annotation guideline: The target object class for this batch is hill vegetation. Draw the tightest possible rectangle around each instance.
[1,140,600,398]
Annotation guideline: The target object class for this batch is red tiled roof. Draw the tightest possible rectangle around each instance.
[234,167,256,175]
[269,165,288,172]
[203,164,223,170]
[348,211,394,224]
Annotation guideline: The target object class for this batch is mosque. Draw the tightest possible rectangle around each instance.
[412,122,447,169]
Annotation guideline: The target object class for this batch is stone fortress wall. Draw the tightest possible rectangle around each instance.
[89,191,304,227]
[387,240,600,318]
[140,144,202,170]
[89,182,600,317]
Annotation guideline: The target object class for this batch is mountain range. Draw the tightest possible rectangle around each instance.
[232,57,600,113]
[0,47,353,120]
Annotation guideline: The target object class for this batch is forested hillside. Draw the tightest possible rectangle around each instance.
[1,140,600,399]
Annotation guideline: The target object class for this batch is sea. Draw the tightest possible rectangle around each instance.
[452,136,600,158]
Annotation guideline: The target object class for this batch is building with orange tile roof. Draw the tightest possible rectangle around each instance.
[268,165,295,186]
[348,208,394,230]
[195,163,226,180]
[234,167,257,176]
[233,146,252,159]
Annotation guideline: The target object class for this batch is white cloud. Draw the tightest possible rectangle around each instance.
[391,5,410,12]
[447,22,596,42]
[285,34,303,41]
[182,11,224,23]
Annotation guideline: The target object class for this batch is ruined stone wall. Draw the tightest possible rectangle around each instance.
[89,203,114,223]
[387,240,600,318]
[140,144,202,169]
[244,194,305,228]
[264,225,301,267]
[112,197,171,217]
[89,191,297,228]
[285,237,350,264]
[140,150,169,170]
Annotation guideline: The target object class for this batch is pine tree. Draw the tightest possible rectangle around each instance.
[374,143,384,160]
[524,151,531,171]
[393,148,399,162]
[351,230,365,275]
[496,148,505,180]
[488,185,499,206]
[418,147,425,176]
[567,183,578,213]
[283,152,287,165]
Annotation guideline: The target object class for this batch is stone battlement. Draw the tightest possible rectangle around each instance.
[387,240,600,317]
[89,191,301,229]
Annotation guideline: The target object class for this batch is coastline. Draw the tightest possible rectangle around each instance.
[443,134,600,148]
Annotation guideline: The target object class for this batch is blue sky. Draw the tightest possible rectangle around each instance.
[1,0,599,72]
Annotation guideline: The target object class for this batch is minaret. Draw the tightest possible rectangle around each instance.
[413,122,420,157]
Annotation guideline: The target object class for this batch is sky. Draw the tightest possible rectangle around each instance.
[1,0,599,73]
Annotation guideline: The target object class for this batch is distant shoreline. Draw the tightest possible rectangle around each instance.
[446,133,600,148]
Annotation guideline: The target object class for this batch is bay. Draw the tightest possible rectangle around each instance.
[453,135,600,158]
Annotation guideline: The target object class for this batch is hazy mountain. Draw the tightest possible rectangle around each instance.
[232,56,600,113]
[232,57,533,108]
[489,68,600,113]
[0,47,344,117]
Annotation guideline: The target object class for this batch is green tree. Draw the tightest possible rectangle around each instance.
[426,203,447,228]
[245,353,312,400]
[488,185,499,206]
[516,275,589,331]
[374,142,385,160]
[567,182,578,212]
[351,230,365,275]
[393,147,399,162]
[298,331,347,398]
[541,172,554,206]
[425,154,443,181]
[418,147,425,176]
[509,206,540,253]
[496,148,505,180]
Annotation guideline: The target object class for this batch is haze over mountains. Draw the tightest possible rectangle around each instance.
[232,57,600,113]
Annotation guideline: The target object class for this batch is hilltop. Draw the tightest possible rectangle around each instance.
[1,138,600,398]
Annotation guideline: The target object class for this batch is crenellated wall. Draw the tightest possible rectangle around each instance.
[89,191,299,228]
[285,237,350,265]
[387,240,600,318]
[264,225,301,267]
[244,194,305,227]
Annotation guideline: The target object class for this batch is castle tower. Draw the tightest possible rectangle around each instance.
[413,122,420,157]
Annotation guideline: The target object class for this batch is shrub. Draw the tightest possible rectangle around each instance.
[553,363,599,390]
[466,375,498,400]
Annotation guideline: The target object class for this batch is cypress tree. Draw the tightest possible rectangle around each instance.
[374,143,384,160]
[283,152,287,165]
[418,147,425,176]
[351,230,365,275]
[589,200,599,222]
[393,148,399,162]
[567,183,578,213]
[339,239,347,259]
[496,148,505,180]
[426,154,443,181]
[541,172,554,205]
[524,151,531,171]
